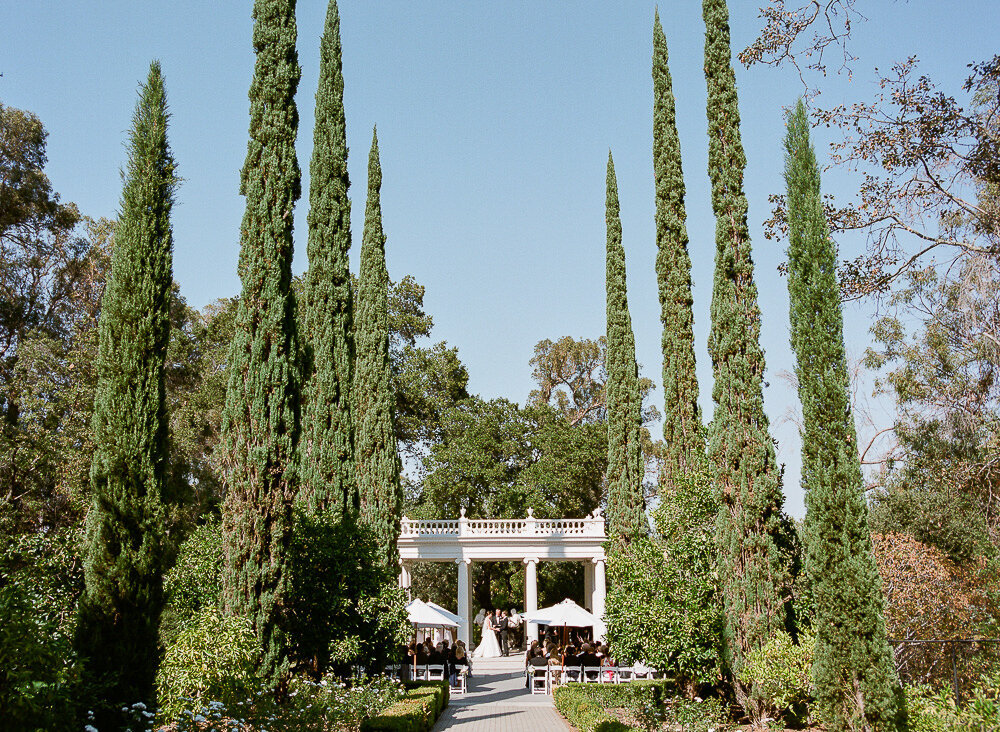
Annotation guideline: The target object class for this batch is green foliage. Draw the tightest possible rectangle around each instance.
[871,486,993,563]
[360,681,449,732]
[604,154,645,547]
[220,0,302,685]
[554,682,729,732]
[161,521,224,646]
[355,129,403,572]
[652,11,703,484]
[906,672,1000,732]
[285,506,410,674]
[736,630,814,721]
[157,606,261,721]
[298,0,355,515]
[0,582,78,730]
[77,61,176,719]
[784,100,904,731]
[702,0,790,720]
[605,470,721,690]
[0,506,83,727]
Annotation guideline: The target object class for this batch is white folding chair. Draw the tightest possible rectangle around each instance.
[452,667,468,694]
[426,664,446,681]
[582,665,601,683]
[530,667,550,695]
[563,666,583,683]
[617,666,634,683]
[599,666,619,684]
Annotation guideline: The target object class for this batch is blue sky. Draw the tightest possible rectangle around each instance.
[2,1,995,517]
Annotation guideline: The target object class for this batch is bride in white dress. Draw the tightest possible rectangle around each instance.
[472,614,502,658]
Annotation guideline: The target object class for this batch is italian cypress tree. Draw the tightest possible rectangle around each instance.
[784,101,905,731]
[299,0,356,514]
[605,153,645,546]
[653,11,703,484]
[76,61,176,721]
[220,0,301,684]
[703,0,789,719]
[355,128,403,571]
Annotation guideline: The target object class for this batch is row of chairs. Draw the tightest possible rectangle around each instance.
[386,664,469,693]
[528,665,657,695]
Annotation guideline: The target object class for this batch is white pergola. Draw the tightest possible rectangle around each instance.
[397,507,607,646]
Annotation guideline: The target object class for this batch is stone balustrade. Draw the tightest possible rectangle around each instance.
[399,507,605,539]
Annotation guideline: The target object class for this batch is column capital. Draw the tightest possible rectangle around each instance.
[454,557,471,565]
[591,556,606,565]
[523,556,539,565]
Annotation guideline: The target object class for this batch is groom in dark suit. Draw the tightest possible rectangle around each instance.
[498,610,510,656]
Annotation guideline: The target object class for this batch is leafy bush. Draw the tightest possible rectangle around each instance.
[0,583,78,730]
[360,680,449,731]
[160,521,224,647]
[286,507,410,675]
[605,470,721,691]
[736,630,814,721]
[907,672,1000,731]
[0,509,84,729]
[157,606,261,719]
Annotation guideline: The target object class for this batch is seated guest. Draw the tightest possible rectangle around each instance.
[562,645,579,668]
[451,644,469,685]
[579,643,600,667]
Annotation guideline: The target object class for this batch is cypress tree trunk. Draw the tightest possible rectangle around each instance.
[604,153,645,546]
[76,60,175,721]
[784,101,905,731]
[355,128,403,572]
[299,0,356,514]
[653,11,703,484]
[221,0,302,684]
[702,0,789,720]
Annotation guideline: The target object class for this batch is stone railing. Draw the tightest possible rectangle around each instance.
[399,508,605,539]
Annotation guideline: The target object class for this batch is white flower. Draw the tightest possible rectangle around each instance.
[84,726,99,732]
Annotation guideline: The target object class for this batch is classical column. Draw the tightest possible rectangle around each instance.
[399,561,412,596]
[524,557,539,642]
[456,558,471,647]
[592,557,607,640]
[584,561,595,611]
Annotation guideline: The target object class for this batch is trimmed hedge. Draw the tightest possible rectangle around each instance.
[553,681,671,732]
[360,680,450,731]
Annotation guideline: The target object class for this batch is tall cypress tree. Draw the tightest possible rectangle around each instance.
[784,101,905,731]
[703,0,789,719]
[76,61,176,721]
[605,153,645,546]
[355,128,403,571]
[220,0,301,684]
[299,0,356,514]
[653,11,703,484]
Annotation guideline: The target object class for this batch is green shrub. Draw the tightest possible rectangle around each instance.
[554,681,730,732]
[160,521,224,647]
[737,629,814,721]
[360,681,449,731]
[906,672,1000,732]
[156,606,261,719]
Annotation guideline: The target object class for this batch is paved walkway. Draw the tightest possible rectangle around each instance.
[433,656,571,731]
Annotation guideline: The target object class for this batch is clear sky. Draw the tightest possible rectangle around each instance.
[2,1,995,517]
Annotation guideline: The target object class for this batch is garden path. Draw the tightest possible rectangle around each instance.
[433,656,571,731]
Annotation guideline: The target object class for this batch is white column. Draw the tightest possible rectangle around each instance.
[457,558,471,647]
[524,557,539,642]
[399,562,412,597]
[584,561,594,611]
[592,558,607,641]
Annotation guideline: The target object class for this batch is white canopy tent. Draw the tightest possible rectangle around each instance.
[406,598,458,646]
[521,598,599,628]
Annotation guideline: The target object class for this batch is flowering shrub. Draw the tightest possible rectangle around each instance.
[162,674,405,731]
